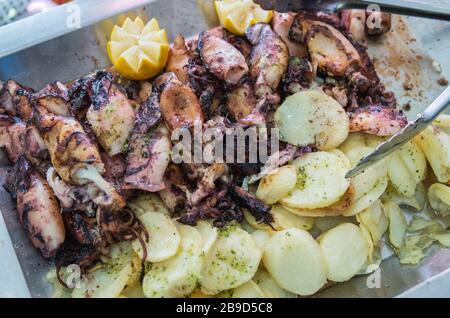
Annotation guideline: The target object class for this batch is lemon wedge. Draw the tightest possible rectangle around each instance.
[214,0,273,36]
[107,17,169,80]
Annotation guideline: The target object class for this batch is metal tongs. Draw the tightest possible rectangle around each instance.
[255,0,450,21]
[346,87,450,178]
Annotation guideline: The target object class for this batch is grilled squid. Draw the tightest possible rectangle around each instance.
[349,105,408,136]
[246,23,289,101]
[166,34,191,83]
[124,87,171,192]
[156,72,204,131]
[0,80,34,121]
[198,32,248,85]
[0,115,48,164]
[86,72,136,156]
[272,12,307,57]
[6,157,65,258]
[36,81,71,116]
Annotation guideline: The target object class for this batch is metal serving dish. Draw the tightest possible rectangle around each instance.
[0,0,449,298]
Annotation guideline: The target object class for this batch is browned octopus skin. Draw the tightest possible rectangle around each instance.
[156,72,204,131]
[349,104,408,136]
[124,89,171,193]
[158,163,187,214]
[6,157,65,258]
[272,12,307,57]
[340,9,367,45]
[245,23,289,101]
[166,34,191,83]
[226,80,257,123]
[34,106,104,185]
[198,31,249,86]
[0,80,34,122]
[290,14,379,83]
[36,81,71,116]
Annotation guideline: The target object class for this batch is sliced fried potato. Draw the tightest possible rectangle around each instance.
[256,165,297,204]
[384,201,407,249]
[434,114,450,134]
[274,90,349,150]
[282,186,354,217]
[387,141,427,197]
[195,220,218,255]
[339,132,383,154]
[263,229,327,296]
[142,225,203,298]
[428,183,450,217]
[414,125,450,183]
[253,270,296,298]
[280,152,350,209]
[382,184,425,211]
[132,212,181,263]
[313,215,354,234]
[73,243,133,298]
[343,146,388,216]
[356,200,388,245]
[327,149,351,170]
[232,280,265,298]
[319,223,369,282]
[251,229,272,252]
[244,205,314,231]
[200,225,262,295]
[127,193,170,217]
[407,216,439,232]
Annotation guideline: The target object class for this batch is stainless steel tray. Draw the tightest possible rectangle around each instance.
[0,0,449,298]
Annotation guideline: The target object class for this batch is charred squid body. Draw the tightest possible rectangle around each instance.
[36,81,71,116]
[36,106,125,212]
[156,72,204,131]
[123,86,171,192]
[245,23,289,100]
[0,115,48,165]
[6,157,65,258]
[0,80,35,122]
[349,104,408,136]
[198,31,249,85]
[86,72,136,157]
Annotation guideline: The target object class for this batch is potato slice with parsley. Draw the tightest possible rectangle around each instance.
[132,212,181,263]
[356,200,388,245]
[319,223,369,282]
[280,151,350,209]
[275,90,349,150]
[343,146,388,216]
[263,229,327,296]
[414,125,450,183]
[200,225,262,295]
[256,165,297,204]
[387,140,427,198]
[195,220,218,255]
[142,225,203,298]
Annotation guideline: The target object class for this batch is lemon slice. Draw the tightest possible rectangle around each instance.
[215,0,273,35]
[107,17,169,80]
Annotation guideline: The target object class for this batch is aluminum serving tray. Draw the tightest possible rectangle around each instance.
[0,0,449,298]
